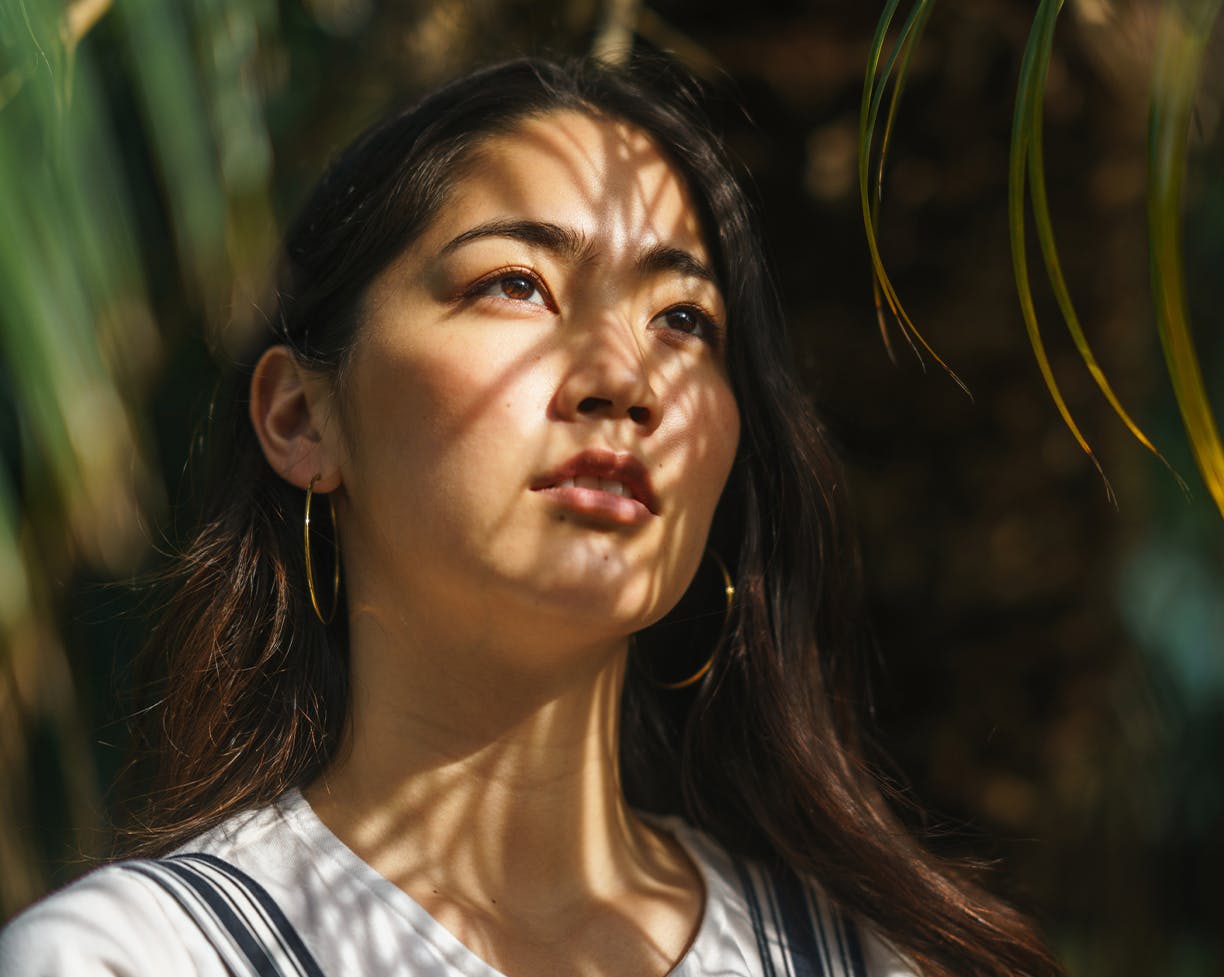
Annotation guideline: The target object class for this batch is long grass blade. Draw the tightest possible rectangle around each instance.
[859,0,970,395]
[1149,0,1224,517]
[860,0,908,329]
[861,0,905,359]
[1010,0,1115,502]
[871,2,935,364]
[861,0,910,362]
[1023,0,1187,494]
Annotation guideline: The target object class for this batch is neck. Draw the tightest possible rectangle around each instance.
[305,616,664,918]
[304,604,705,976]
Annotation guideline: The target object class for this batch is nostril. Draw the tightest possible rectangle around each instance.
[574,396,653,425]
[578,396,612,414]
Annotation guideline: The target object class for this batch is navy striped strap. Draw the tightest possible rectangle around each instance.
[736,858,869,977]
[121,853,326,977]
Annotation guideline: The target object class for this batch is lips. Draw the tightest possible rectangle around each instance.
[531,449,659,519]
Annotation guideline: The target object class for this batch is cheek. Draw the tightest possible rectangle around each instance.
[356,338,545,460]
[671,384,741,511]
[711,389,742,481]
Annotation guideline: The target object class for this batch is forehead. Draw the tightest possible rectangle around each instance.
[422,110,709,260]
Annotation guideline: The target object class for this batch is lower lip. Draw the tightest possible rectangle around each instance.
[534,485,653,527]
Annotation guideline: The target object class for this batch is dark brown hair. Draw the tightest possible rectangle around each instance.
[124,55,1064,977]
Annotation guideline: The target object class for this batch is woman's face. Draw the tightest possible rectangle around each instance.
[328,109,740,655]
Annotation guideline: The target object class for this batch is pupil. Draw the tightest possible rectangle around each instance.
[503,277,533,300]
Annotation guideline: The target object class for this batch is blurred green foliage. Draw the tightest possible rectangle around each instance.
[862,0,1222,515]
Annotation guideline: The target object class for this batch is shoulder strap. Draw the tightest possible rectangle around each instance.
[121,853,327,977]
[734,858,868,977]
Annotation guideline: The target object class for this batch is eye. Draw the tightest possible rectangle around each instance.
[469,270,553,309]
[652,305,723,347]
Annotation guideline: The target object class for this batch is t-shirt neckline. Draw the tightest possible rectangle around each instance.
[276,787,732,977]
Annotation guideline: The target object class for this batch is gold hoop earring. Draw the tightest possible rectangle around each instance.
[304,474,340,625]
[644,547,735,690]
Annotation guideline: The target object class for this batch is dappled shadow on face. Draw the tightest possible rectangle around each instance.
[306,110,738,976]
[336,109,738,684]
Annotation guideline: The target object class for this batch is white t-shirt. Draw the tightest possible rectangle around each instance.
[0,790,917,976]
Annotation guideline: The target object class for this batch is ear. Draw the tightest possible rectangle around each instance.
[249,345,343,492]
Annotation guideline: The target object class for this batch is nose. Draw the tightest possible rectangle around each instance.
[552,322,661,434]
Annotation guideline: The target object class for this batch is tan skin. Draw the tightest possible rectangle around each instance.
[249,111,741,977]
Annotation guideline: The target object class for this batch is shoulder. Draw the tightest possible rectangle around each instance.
[0,798,300,977]
[664,818,923,977]
[0,861,226,977]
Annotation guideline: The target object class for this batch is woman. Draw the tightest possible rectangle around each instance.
[0,56,1063,977]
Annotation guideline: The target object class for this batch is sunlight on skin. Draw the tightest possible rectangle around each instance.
[275,111,740,975]
[335,113,735,653]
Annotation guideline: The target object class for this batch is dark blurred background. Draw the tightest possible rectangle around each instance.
[1,2,1221,975]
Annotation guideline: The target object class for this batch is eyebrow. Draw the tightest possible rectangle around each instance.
[438,218,719,285]
[636,244,717,285]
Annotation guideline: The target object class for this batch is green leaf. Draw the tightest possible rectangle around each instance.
[858,0,969,394]
[1021,0,1186,498]
[1006,2,1110,494]
[1148,0,1224,517]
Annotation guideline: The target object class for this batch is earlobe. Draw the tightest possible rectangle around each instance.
[249,345,341,492]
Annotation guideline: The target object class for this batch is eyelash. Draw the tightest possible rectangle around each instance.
[462,269,725,350]
[463,267,555,310]
[653,304,725,350]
